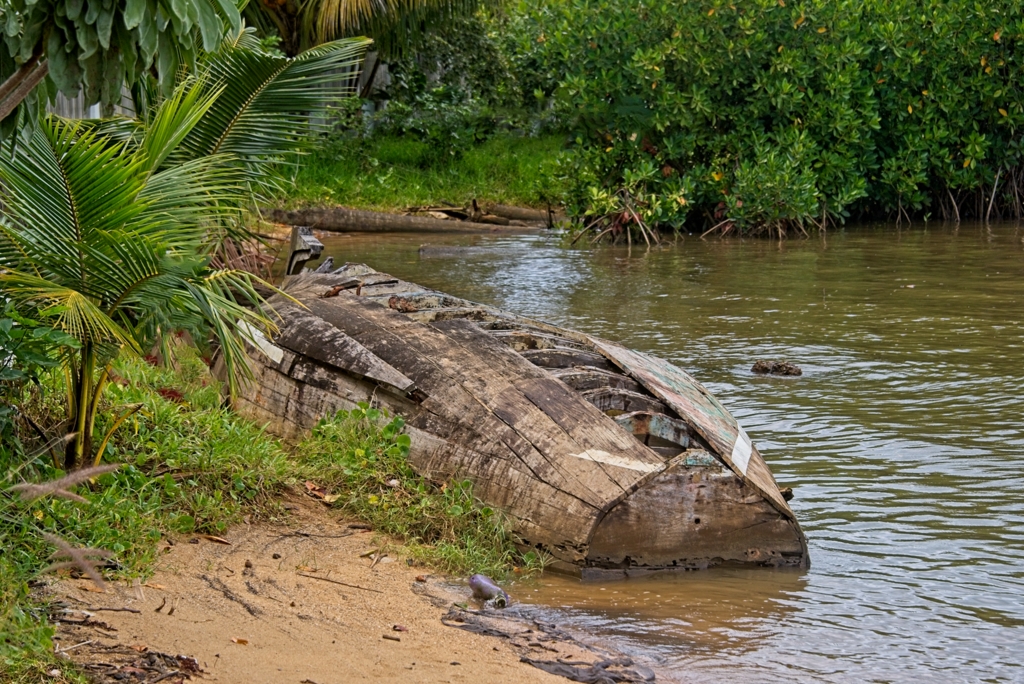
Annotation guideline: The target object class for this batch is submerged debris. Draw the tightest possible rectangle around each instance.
[752,359,803,376]
[469,574,509,608]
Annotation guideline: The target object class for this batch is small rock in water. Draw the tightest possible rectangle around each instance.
[751,360,802,376]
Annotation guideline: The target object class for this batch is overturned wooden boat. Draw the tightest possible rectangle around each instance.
[234,247,809,576]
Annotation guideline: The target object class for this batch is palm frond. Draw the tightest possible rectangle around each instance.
[0,119,145,258]
[135,153,248,246]
[140,75,225,173]
[0,272,139,350]
[173,31,370,199]
[181,268,283,396]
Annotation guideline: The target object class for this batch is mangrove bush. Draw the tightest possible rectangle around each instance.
[517,0,1024,235]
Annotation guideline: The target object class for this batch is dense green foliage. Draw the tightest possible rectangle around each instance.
[0,104,275,470]
[244,0,492,57]
[512,0,1024,235]
[0,32,368,470]
[290,131,562,210]
[0,303,79,456]
[0,0,241,136]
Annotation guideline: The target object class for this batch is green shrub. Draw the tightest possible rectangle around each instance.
[0,304,79,461]
[513,0,1024,235]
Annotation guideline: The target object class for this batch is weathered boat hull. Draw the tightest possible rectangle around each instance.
[232,262,809,576]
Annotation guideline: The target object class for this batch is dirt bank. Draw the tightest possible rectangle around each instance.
[44,489,618,683]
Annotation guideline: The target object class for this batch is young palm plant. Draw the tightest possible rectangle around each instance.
[0,83,277,471]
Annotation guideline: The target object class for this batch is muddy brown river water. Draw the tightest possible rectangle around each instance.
[315,223,1024,682]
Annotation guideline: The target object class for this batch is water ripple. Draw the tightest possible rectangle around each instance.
[319,223,1024,683]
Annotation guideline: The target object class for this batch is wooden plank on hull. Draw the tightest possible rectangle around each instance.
[310,297,642,504]
[592,340,795,518]
[430,319,665,494]
[271,302,416,394]
[287,290,688,502]
[548,368,644,393]
[519,348,617,371]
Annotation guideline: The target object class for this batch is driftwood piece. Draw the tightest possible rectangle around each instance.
[286,227,323,275]
[406,206,470,220]
[468,199,511,225]
[485,204,554,223]
[269,207,533,234]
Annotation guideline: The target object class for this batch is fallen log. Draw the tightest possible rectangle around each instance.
[485,203,554,223]
[268,207,535,234]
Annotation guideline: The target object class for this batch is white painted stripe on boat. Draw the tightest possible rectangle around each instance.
[238,321,284,364]
[570,450,661,473]
[731,427,752,476]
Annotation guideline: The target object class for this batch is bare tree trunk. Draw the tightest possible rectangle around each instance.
[1010,167,1021,219]
[0,51,42,103]
[987,168,1002,223]
[946,186,961,223]
[0,58,49,122]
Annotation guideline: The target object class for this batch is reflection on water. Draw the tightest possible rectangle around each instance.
[317,224,1024,682]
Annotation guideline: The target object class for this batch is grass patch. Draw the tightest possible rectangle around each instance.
[285,133,565,212]
[299,405,544,576]
[1,350,539,679]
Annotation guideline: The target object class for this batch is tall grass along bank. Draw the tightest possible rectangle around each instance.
[287,133,563,212]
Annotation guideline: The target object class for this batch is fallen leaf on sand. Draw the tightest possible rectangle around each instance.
[120,666,148,676]
[322,494,341,503]
[78,584,105,593]
[304,481,327,499]
[130,644,148,653]
[199,534,231,545]
[231,638,248,645]
[143,583,166,590]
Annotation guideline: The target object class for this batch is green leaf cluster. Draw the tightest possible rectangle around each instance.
[0,0,242,138]
[516,0,1024,234]
[0,303,79,456]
